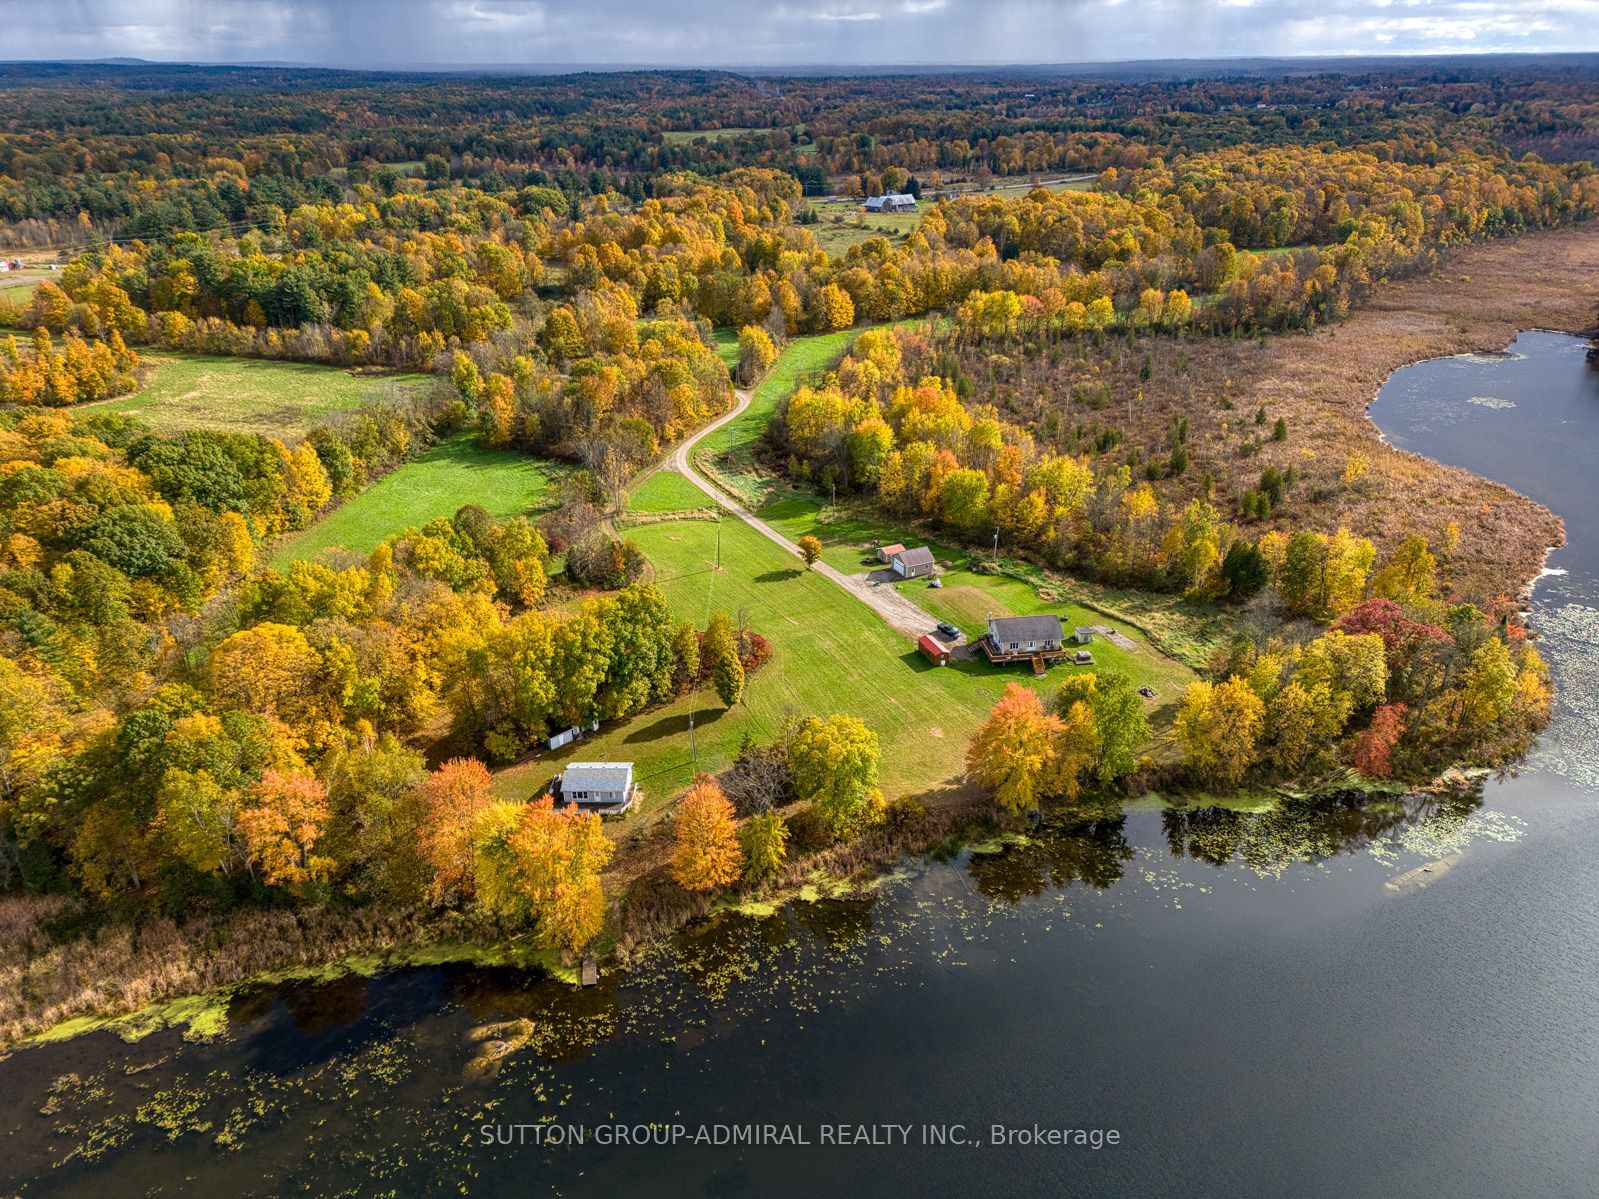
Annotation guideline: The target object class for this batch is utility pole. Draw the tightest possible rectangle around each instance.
[992,529,999,561]
[716,516,722,570]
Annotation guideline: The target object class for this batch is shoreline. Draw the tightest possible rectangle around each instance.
[1358,327,1579,608]
[7,229,1594,1056]
[0,766,1447,1056]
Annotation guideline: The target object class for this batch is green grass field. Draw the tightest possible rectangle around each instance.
[271,435,560,566]
[661,127,773,144]
[696,328,858,504]
[96,353,428,438]
[496,514,1063,805]
[759,496,1195,696]
[708,327,741,372]
[810,209,923,256]
[626,470,717,514]
[496,505,1194,810]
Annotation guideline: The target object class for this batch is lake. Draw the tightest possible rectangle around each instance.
[2,332,1597,1198]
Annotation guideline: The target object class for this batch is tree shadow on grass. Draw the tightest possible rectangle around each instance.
[754,568,803,583]
[623,705,730,744]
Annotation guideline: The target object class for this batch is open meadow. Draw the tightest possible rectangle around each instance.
[96,352,428,438]
[497,493,1194,821]
[272,434,561,565]
[696,327,858,502]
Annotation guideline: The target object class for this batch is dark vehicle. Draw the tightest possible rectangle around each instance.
[936,622,962,640]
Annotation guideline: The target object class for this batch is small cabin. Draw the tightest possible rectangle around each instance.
[877,542,906,563]
[982,614,1067,664]
[1073,627,1094,645]
[554,761,636,815]
[892,546,937,579]
[917,633,950,666]
[864,193,917,213]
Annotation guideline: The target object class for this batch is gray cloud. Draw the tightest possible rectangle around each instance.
[9,0,1599,66]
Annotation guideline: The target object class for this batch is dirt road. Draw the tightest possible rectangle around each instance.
[660,387,958,643]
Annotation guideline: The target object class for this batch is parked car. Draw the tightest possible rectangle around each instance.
[936,622,961,640]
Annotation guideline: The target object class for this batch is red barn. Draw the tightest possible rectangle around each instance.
[917,634,950,665]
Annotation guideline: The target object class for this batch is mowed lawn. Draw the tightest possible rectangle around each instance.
[708,326,741,372]
[495,508,1192,809]
[761,496,1196,706]
[496,513,1055,806]
[626,470,717,514]
[97,352,428,438]
[272,435,559,566]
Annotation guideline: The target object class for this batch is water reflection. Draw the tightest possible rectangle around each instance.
[1161,791,1465,876]
[965,817,1133,902]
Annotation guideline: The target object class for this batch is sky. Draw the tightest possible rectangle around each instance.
[8,0,1599,67]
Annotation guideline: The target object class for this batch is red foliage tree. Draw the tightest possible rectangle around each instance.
[1351,703,1407,778]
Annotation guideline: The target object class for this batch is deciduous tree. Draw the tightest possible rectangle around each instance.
[238,769,333,889]
[671,776,743,891]
[788,713,882,837]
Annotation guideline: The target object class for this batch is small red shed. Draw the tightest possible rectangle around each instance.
[917,633,950,666]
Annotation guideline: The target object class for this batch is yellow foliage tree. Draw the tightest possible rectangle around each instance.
[238,769,334,889]
[671,776,743,892]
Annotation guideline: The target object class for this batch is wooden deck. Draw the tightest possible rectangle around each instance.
[979,636,1068,667]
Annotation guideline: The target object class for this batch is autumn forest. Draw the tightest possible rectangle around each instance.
[0,58,1593,1043]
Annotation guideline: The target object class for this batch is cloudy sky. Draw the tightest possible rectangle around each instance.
[9,0,1599,67]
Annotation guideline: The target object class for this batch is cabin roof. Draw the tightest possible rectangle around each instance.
[894,546,935,567]
[560,762,633,792]
[988,614,1064,643]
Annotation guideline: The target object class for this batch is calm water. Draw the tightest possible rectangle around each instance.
[3,333,1598,1198]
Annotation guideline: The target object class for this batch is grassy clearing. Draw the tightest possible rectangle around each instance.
[697,328,858,504]
[661,127,773,144]
[496,508,1194,821]
[495,513,1082,812]
[760,496,1198,701]
[708,326,741,372]
[627,470,717,514]
[810,208,922,256]
[272,434,560,566]
[96,352,428,438]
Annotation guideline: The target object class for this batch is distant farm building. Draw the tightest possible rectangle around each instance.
[877,542,906,563]
[982,614,1068,672]
[891,546,937,579]
[553,762,636,815]
[917,634,950,666]
[865,193,917,213]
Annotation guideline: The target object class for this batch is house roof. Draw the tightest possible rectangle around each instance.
[880,542,906,556]
[868,192,916,204]
[894,546,936,567]
[989,614,1064,642]
[561,762,633,792]
[918,634,947,656]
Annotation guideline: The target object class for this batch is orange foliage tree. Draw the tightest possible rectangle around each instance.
[966,683,1068,814]
[418,757,497,905]
[238,769,334,889]
[671,776,743,892]
[504,796,614,952]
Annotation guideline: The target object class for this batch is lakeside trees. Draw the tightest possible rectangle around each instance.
[0,57,1579,973]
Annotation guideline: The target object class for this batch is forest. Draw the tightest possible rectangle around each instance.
[0,60,1590,1028]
